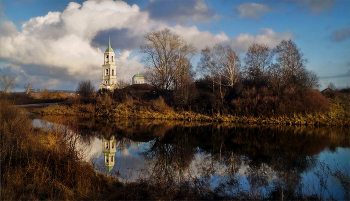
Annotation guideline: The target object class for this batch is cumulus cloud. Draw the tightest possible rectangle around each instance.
[0,0,157,90]
[330,27,350,42]
[0,21,17,37]
[145,0,218,24]
[170,25,229,50]
[230,28,294,52]
[235,3,272,20]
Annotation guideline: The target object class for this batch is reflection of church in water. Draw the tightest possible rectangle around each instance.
[102,136,141,174]
[102,136,117,174]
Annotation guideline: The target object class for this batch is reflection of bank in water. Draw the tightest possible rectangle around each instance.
[102,136,117,175]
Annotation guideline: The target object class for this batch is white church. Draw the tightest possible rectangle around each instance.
[99,36,144,91]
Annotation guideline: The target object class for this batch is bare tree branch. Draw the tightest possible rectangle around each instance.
[0,74,17,93]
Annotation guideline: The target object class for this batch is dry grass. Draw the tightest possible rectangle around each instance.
[0,99,118,200]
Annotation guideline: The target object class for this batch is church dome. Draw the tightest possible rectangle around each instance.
[133,72,144,78]
[105,46,114,52]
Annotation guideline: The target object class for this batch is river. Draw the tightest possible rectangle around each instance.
[32,116,349,200]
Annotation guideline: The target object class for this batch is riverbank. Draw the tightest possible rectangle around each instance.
[38,97,349,126]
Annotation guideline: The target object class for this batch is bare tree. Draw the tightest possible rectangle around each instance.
[24,83,33,94]
[273,39,319,91]
[76,80,95,99]
[198,44,240,103]
[199,44,241,89]
[299,69,320,89]
[140,28,196,90]
[198,47,218,93]
[173,58,195,105]
[0,74,17,93]
[244,43,272,86]
[274,40,308,91]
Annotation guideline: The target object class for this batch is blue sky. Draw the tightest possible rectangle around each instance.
[0,0,349,91]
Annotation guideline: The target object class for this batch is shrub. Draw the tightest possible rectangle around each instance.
[231,87,330,117]
[151,96,173,113]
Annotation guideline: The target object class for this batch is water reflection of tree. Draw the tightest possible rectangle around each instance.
[194,125,330,198]
[141,130,196,182]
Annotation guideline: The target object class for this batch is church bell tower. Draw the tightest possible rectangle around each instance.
[99,35,117,91]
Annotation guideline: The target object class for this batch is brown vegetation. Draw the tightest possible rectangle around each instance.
[0,100,118,200]
[38,86,349,126]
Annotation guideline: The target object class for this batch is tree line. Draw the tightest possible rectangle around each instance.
[141,28,319,93]
[137,28,327,116]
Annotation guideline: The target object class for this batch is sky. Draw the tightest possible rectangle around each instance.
[0,0,349,91]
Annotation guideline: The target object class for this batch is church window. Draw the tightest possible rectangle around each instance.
[112,56,113,61]
[105,142,109,149]
[105,156,108,163]
[111,156,114,162]
[106,69,109,75]
[106,55,109,58]
[112,142,114,149]
[112,69,114,76]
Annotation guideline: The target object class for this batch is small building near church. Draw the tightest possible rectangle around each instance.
[132,71,144,85]
[99,36,118,91]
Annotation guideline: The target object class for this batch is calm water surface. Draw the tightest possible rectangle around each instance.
[33,117,349,200]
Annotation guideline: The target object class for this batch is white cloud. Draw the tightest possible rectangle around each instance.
[0,0,157,90]
[230,28,294,52]
[0,21,17,37]
[235,3,272,20]
[170,25,230,50]
[116,50,144,82]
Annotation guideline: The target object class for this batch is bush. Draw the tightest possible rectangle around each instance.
[231,88,330,117]
[151,96,173,113]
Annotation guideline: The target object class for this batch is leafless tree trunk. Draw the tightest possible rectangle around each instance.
[268,64,285,95]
